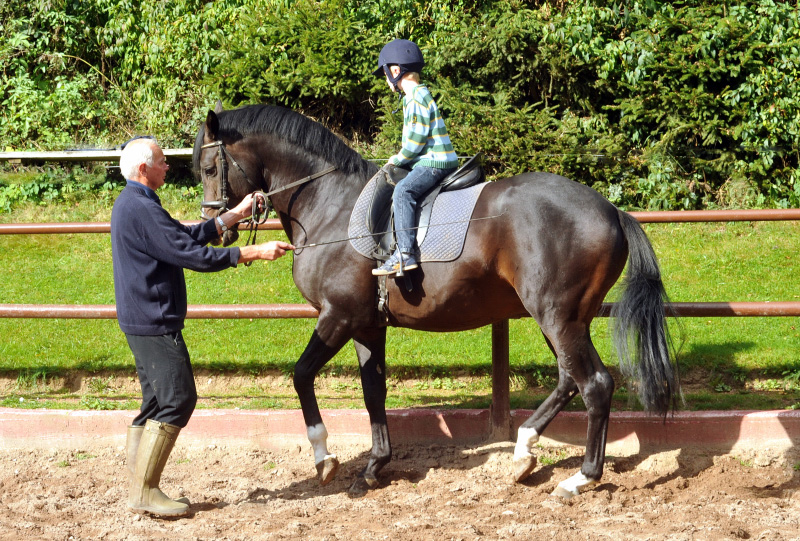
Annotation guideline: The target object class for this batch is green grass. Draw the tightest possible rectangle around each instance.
[645,221,800,375]
[1,183,800,410]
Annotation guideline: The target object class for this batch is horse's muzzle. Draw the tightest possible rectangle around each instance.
[220,228,239,247]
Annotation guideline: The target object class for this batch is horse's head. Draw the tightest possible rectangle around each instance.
[194,102,379,247]
[194,102,262,246]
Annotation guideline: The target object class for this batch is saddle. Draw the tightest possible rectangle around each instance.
[347,154,488,319]
[364,153,486,260]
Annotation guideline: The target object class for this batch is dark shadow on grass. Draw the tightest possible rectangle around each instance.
[676,340,756,381]
[193,358,560,384]
[676,341,757,373]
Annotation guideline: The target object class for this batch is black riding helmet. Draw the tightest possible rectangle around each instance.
[374,39,424,92]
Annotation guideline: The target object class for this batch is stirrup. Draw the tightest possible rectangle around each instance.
[395,252,418,277]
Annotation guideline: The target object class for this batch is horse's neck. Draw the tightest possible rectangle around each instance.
[253,132,375,238]
[272,165,369,241]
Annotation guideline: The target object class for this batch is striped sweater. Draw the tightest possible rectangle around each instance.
[389,85,458,170]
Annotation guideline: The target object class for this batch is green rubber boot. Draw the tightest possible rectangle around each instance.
[128,420,190,517]
[126,425,144,483]
[127,424,189,506]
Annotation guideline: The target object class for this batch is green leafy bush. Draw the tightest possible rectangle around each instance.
[0,0,797,209]
[0,164,201,213]
[0,0,121,148]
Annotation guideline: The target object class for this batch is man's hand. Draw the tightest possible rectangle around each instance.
[238,241,294,264]
[230,193,256,220]
[215,193,269,235]
[258,240,294,261]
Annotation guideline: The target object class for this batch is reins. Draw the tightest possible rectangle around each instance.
[199,138,338,264]
[239,193,270,266]
[291,213,505,252]
[258,165,338,201]
[241,165,338,263]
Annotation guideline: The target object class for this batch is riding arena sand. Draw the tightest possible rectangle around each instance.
[1,409,800,540]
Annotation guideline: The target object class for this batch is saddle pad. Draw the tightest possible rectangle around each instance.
[348,177,488,263]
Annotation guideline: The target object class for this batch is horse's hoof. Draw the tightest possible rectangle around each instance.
[550,485,578,500]
[347,475,379,498]
[551,472,598,499]
[513,455,537,483]
[315,455,339,486]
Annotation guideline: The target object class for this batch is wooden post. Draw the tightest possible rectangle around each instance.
[489,320,512,441]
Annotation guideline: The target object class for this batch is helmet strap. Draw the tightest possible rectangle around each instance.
[383,64,408,93]
[391,93,403,114]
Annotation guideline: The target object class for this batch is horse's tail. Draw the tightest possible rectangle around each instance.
[612,210,681,415]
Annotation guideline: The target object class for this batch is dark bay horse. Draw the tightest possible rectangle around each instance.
[194,103,679,498]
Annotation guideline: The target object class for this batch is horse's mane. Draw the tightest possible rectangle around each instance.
[193,104,375,178]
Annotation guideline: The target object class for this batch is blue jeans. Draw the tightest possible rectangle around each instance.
[393,166,455,254]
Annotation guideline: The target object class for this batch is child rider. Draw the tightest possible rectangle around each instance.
[372,38,458,276]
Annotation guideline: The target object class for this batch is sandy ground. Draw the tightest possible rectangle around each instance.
[1,437,799,541]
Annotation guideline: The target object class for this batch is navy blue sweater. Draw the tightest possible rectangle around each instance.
[111,182,240,335]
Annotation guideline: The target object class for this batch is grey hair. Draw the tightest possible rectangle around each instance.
[119,139,157,180]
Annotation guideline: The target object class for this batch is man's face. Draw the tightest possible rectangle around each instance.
[145,145,169,189]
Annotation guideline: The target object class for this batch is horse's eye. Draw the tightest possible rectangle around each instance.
[204,167,216,177]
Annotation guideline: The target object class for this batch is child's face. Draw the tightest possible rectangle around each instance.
[385,65,401,90]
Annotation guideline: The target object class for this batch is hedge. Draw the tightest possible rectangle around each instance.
[1,0,798,209]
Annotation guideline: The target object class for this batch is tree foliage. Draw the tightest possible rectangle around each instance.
[1,0,798,209]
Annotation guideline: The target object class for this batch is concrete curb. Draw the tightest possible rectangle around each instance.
[1,408,799,457]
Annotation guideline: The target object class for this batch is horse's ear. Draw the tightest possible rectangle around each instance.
[214,100,223,114]
[205,110,220,141]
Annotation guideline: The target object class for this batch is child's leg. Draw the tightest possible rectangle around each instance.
[392,166,449,254]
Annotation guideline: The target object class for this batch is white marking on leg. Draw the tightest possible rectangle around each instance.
[307,423,336,465]
[513,426,540,461]
[553,471,598,498]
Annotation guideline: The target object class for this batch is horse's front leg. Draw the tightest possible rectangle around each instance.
[348,328,390,497]
[293,328,351,486]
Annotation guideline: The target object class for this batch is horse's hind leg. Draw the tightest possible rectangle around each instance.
[515,325,615,499]
[513,364,578,482]
[552,328,614,498]
[348,327,391,497]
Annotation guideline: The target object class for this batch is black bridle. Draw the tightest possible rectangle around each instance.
[200,139,338,220]
[199,140,262,219]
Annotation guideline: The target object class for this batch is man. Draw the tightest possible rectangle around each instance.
[111,138,293,517]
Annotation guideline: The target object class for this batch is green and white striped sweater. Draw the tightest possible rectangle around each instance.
[389,85,458,170]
